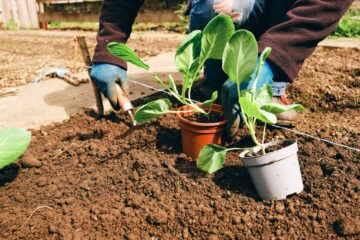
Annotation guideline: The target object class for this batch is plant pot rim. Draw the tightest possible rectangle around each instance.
[239,139,298,167]
[176,103,227,127]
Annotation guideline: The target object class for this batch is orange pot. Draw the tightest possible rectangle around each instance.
[176,104,227,160]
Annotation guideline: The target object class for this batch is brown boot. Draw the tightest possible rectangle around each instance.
[273,94,299,126]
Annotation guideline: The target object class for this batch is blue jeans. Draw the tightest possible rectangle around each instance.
[189,0,288,96]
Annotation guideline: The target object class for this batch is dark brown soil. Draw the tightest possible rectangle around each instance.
[0,47,359,239]
[182,111,224,123]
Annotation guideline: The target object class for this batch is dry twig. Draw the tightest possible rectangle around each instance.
[21,206,53,228]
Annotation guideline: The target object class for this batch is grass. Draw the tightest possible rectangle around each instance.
[48,21,99,30]
[331,9,360,38]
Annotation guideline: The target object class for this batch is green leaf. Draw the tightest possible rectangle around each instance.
[259,47,272,65]
[107,42,149,70]
[175,31,202,93]
[0,128,31,169]
[200,91,218,107]
[200,14,235,62]
[261,103,304,114]
[134,99,172,123]
[252,47,272,85]
[240,97,277,124]
[175,30,202,74]
[223,30,258,84]
[254,84,273,107]
[196,144,227,174]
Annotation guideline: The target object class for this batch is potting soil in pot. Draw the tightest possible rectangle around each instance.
[182,111,224,123]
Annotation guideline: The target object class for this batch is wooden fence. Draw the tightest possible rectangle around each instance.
[0,0,39,28]
[0,0,185,29]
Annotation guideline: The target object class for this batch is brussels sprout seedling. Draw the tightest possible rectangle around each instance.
[197,30,304,174]
[108,14,235,123]
[0,128,31,169]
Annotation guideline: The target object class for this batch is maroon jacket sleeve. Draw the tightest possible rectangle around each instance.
[92,0,144,70]
[258,0,353,82]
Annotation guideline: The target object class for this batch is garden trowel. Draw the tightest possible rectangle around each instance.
[76,36,136,126]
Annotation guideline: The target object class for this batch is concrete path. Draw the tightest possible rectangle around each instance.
[319,38,360,49]
[0,52,181,130]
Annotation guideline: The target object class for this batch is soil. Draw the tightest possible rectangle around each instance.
[0,42,359,238]
[182,111,224,123]
[0,31,184,89]
[244,140,293,157]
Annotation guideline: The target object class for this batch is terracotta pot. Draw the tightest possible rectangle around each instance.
[176,104,227,160]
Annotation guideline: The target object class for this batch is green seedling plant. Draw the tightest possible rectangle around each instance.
[107,14,235,123]
[0,128,31,169]
[197,30,304,174]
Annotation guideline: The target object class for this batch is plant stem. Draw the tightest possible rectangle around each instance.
[262,123,267,145]
[248,120,263,148]
[261,123,267,155]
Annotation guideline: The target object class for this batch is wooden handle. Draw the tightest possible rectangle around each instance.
[76,36,104,116]
[115,84,133,112]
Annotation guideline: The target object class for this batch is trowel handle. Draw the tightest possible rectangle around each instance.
[115,84,133,112]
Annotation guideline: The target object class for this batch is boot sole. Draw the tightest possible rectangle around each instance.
[275,119,297,127]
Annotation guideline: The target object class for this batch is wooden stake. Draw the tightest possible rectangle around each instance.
[72,37,78,72]
[76,36,104,116]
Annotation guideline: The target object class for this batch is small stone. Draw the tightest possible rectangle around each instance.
[72,230,83,240]
[48,224,58,234]
[36,177,48,187]
[121,207,134,216]
[65,197,76,205]
[40,130,48,136]
[183,227,189,239]
[275,229,282,236]
[208,234,219,240]
[231,215,241,225]
[146,209,168,225]
[125,233,138,240]
[80,182,91,191]
[129,171,139,181]
[334,217,360,236]
[21,153,42,168]
[14,194,26,203]
[90,214,98,221]
[275,202,285,213]
[110,209,121,217]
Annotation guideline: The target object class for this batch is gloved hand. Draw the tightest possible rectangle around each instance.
[221,60,274,139]
[90,63,129,110]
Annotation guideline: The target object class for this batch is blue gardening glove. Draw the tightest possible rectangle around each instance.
[221,60,274,139]
[90,63,129,110]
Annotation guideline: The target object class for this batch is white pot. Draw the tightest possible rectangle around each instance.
[239,139,303,200]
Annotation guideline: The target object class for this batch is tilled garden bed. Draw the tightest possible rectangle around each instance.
[0,46,359,239]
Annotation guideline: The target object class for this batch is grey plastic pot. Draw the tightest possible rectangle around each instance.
[239,139,303,200]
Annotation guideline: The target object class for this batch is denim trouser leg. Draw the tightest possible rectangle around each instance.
[189,0,228,90]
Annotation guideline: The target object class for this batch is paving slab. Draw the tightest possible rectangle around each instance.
[0,52,181,130]
[319,38,360,49]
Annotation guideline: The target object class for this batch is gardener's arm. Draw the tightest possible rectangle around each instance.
[258,0,353,82]
[91,0,144,109]
[93,0,144,68]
